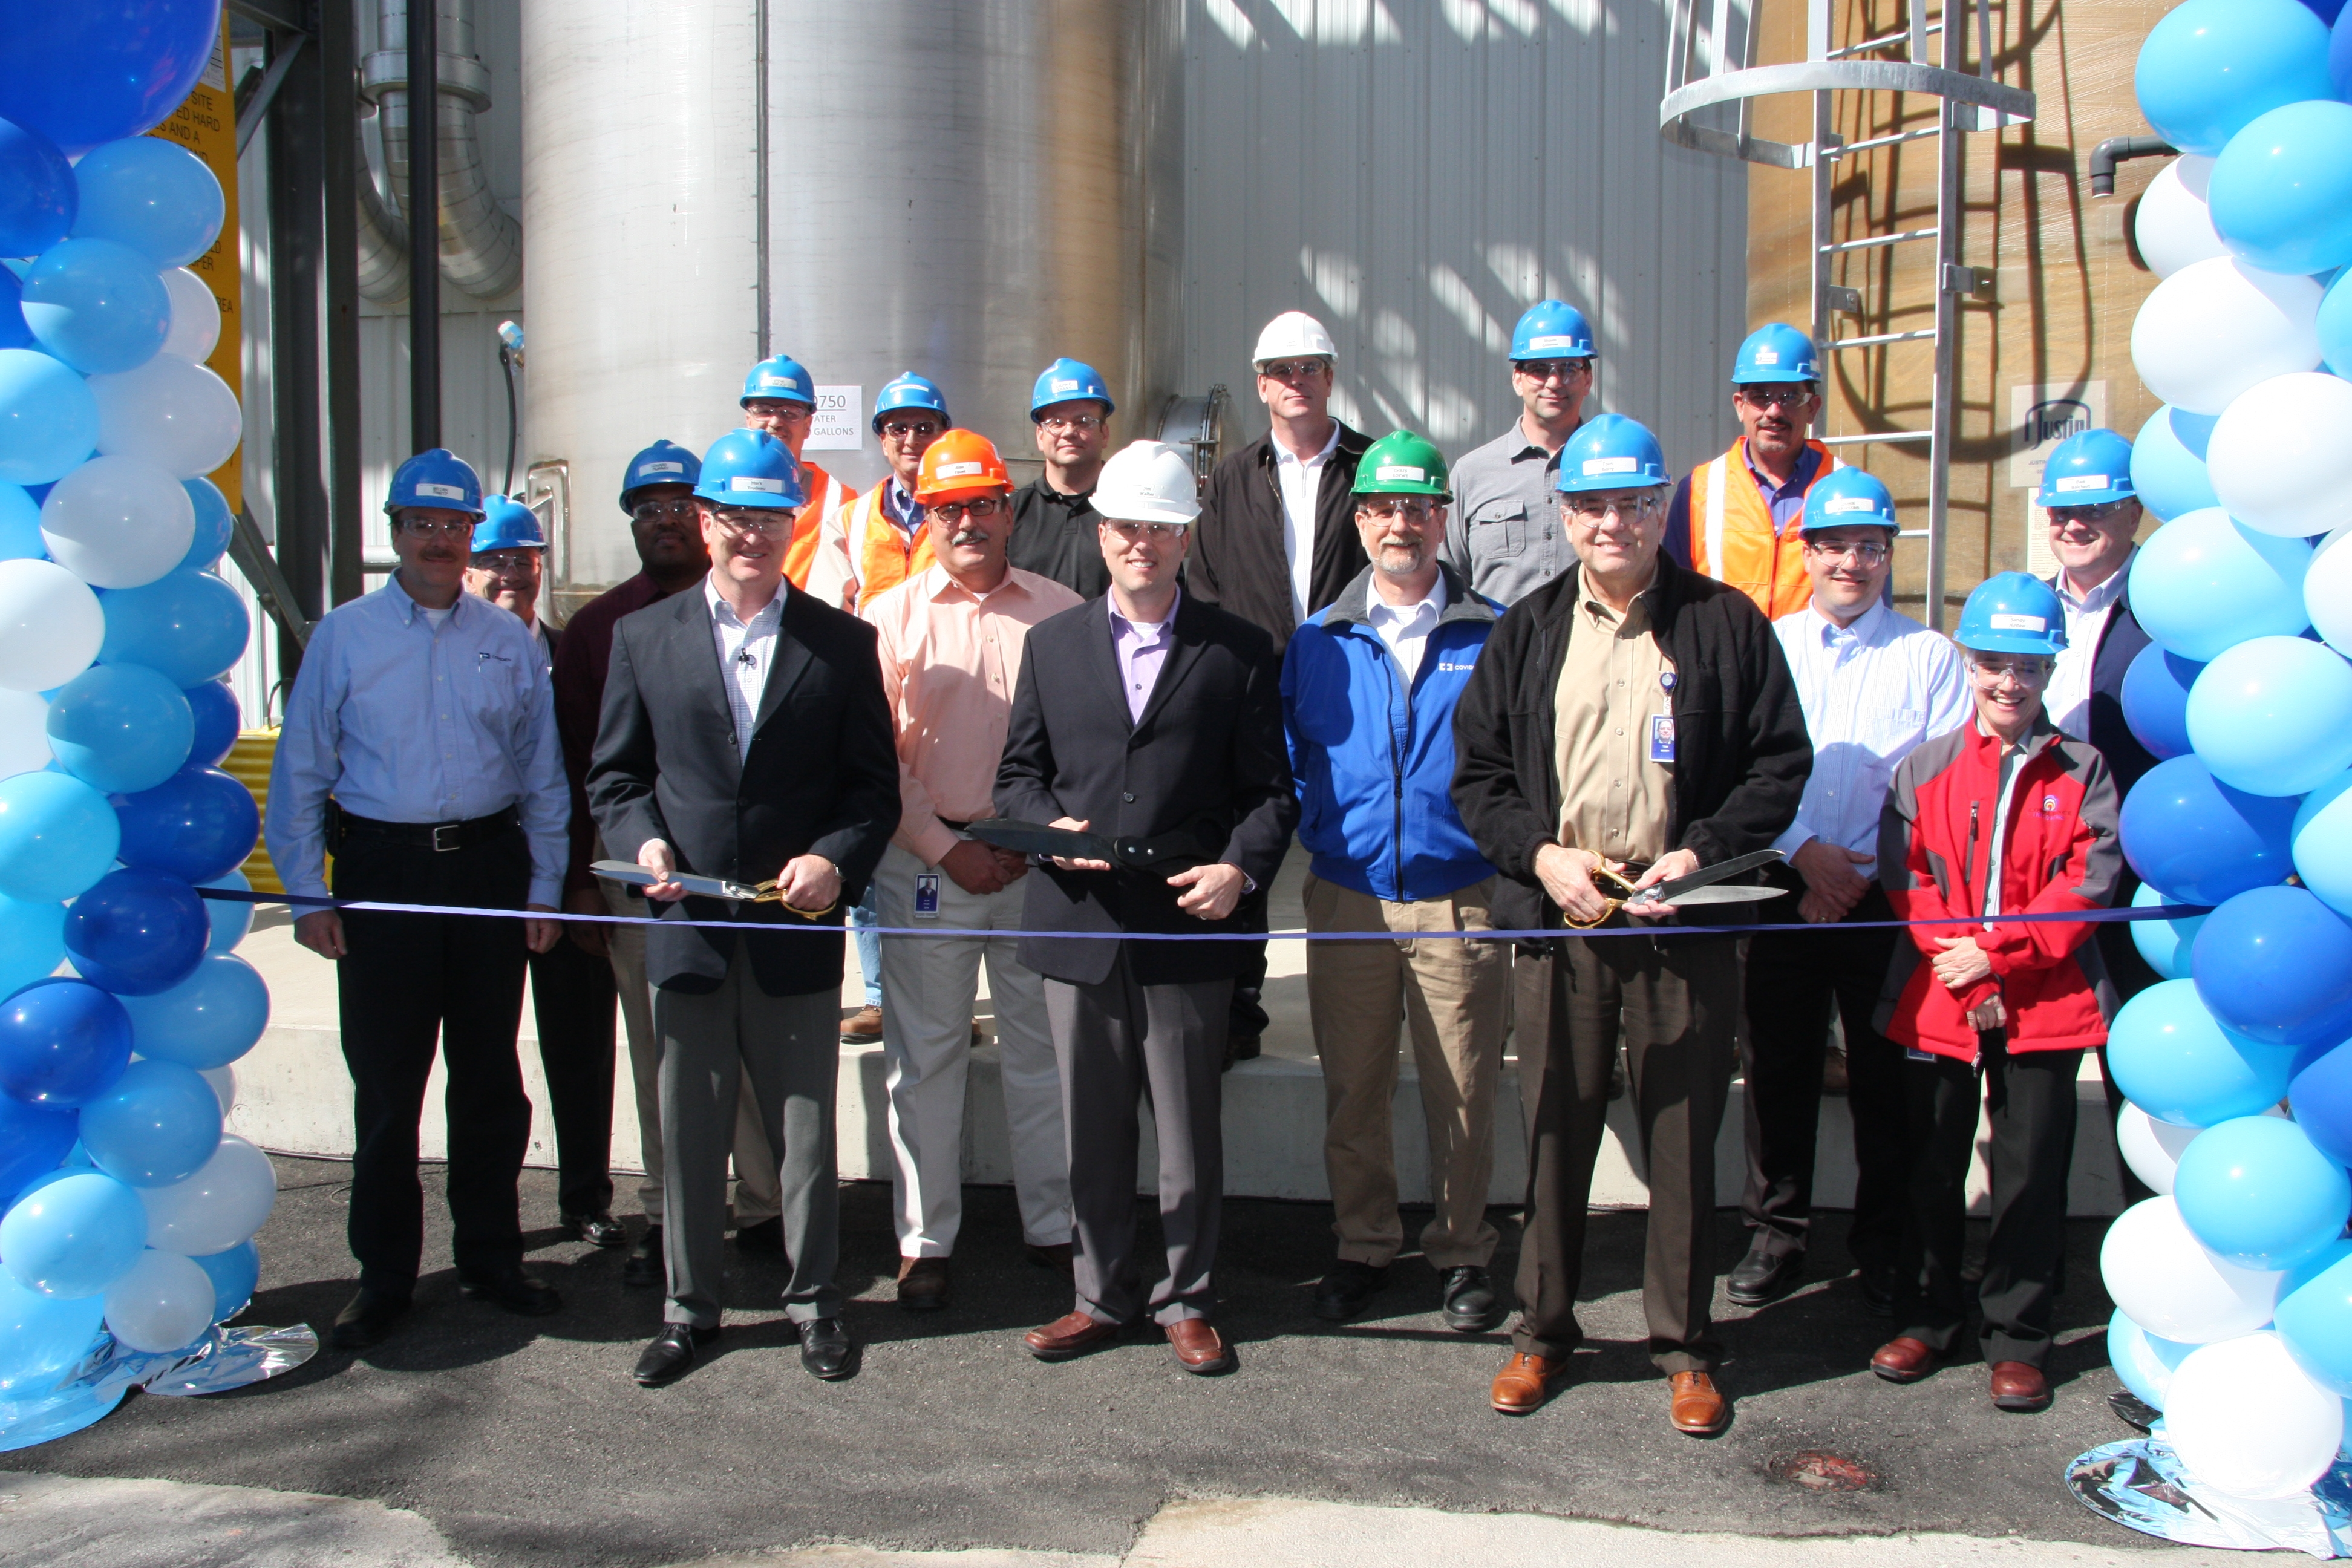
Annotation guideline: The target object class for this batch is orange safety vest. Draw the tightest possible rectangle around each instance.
[783,461,857,601]
[841,483,935,612]
[1684,439,1841,621]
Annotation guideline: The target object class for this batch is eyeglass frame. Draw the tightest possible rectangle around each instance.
[1733,384,1817,410]
[707,506,794,537]
[1036,412,1107,434]
[1099,518,1188,543]
[1355,497,1442,524]
[1256,358,1331,383]
[924,495,1009,523]
[1512,358,1592,384]
[878,417,946,441]
[1801,535,1893,565]
[2044,498,2137,526]
[1967,653,2053,684]
[395,515,478,541]
[630,497,699,523]
[1559,491,1665,524]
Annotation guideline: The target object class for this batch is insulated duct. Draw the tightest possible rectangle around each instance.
[357,0,521,304]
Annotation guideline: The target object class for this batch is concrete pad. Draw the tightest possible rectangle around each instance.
[684,1550,1113,1568]
[0,1469,466,1567]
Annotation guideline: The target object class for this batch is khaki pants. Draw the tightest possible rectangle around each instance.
[1304,873,1509,1270]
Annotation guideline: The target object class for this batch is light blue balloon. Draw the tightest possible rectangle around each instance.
[191,1238,257,1324]
[0,769,119,903]
[2296,771,2352,919]
[117,953,266,1071]
[2186,636,2352,797]
[178,477,228,572]
[75,1057,220,1188]
[0,1169,146,1297]
[0,346,97,485]
[0,479,41,558]
[17,238,169,374]
[2322,269,2352,380]
[0,1269,103,1395]
[2135,0,2337,157]
[2111,1307,2197,1409]
[197,867,251,953]
[2128,507,2311,662]
[2210,100,2352,276]
[95,570,248,687]
[2174,1113,2352,1269]
[2132,880,2212,981]
[2279,1244,2352,1396]
[67,138,223,271]
[2131,406,2220,522]
[2108,977,2298,1126]
[43,662,192,794]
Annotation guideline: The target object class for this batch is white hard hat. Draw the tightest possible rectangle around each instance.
[1093,440,1201,526]
[1252,310,1337,367]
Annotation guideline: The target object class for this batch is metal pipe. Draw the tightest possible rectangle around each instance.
[1925,97,1963,632]
[354,123,408,305]
[323,0,365,607]
[364,0,523,302]
[2090,134,2175,197]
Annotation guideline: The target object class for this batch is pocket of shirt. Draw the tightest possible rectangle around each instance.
[1471,503,1528,558]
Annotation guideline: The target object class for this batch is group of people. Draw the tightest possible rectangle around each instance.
[261,301,2158,1435]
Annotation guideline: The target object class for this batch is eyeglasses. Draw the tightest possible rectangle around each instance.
[1102,519,1185,543]
[2047,500,2134,525]
[397,517,476,540]
[1037,414,1105,433]
[710,509,791,537]
[1803,538,1890,564]
[927,497,1006,523]
[1735,385,1814,410]
[744,400,812,421]
[632,498,698,523]
[1970,658,2050,685]
[1358,498,1438,524]
[1563,494,1662,523]
[880,419,945,441]
[1258,359,1330,382]
[1514,359,1591,383]
[470,550,540,573]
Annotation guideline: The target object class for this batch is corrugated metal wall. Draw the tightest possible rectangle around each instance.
[1184,0,1748,473]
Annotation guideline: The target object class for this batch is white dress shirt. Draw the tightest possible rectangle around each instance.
[706,577,786,762]
[1770,598,1973,873]
[2048,552,2131,743]
[1274,422,1342,626]
[1365,576,1446,683]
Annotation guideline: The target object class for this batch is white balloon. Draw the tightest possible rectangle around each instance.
[136,1134,276,1256]
[2131,258,2324,416]
[2207,373,2352,540]
[38,453,194,589]
[2117,1103,2200,1197]
[157,267,221,362]
[2310,527,2352,659]
[2135,156,2229,280]
[2167,1331,2345,1500]
[88,354,241,481]
[0,686,50,777]
[0,558,103,691]
[2100,1195,2284,1344]
[199,1063,235,1115]
[101,1248,214,1353]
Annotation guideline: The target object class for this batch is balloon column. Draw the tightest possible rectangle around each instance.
[0,5,311,1451]
[2086,0,2352,1534]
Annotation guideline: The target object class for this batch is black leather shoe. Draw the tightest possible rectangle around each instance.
[562,1210,627,1248]
[632,1322,719,1387]
[623,1225,664,1289]
[798,1316,856,1380]
[735,1217,785,1255]
[1725,1246,1804,1307]
[1312,1259,1389,1322]
[457,1269,563,1317]
[329,1289,409,1351]
[1440,1265,1502,1333]
[1858,1265,1896,1317]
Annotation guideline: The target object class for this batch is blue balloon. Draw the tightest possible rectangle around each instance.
[2122,642,2203,762]
[2210,100,2352,276]
[0,890,63,996]
[68,137,222,270]
[0,114,72,258]
[0,977,128,1106]
[2128,508,2311,664]
[0,770,118,903]
[196,867,252,954]
[2279,1246,2352,1396]
[44,661,192,794]
[117,953,265,1071]
[96,571,249,687]
[0,1091,74,1205]
[2295,769,2352,918]
[2292,1039,2352,1166]
[2195,886,2352,1047]
[191,1238,257,1324]
[0,1169,145,1296]
[2337,2,2352,96]
[2186,636,2352,797]
[0,0,229,155]
[0,265,30,351]
[113,766,258,885]
[178,477,229,572]
[2302,0,2348,25]
[2131,407,2220,523]
[2132,880,2212,980]
[0,1269,102,1394]
[0,345,97,486]
[2175,1114,2352,1270]
[61,867,206,996]
[2323,268,2352,381]
[183,679,236,769]
[75,1056,218,1187]
[2108,977,2296,1125]
[0,479,43,558]
[2111,1307,2197,1410]
[2120,755,2299,904]
[2136,0,2337,157]
[17,237,169,374]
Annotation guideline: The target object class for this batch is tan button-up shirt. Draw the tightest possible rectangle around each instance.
[1554,572,1677,867]
[865,563,1084,864]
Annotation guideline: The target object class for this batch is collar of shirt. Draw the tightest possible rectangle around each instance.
[705,575,787,630]
[1742,442,1822,507]
[1365,577,1446,637]
[2056,553,2132,616]
[883,478,921,532]
[923,563,1031,606]
[1578,569,1660,631]
[1108,586,1180,642]
[1806,596,1890,650]
[1035,477,1095,508]
[386,570,477,629]
[1272,422,1342,472]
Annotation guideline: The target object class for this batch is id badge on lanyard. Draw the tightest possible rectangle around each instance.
[1649,670,1677,765]
[914,872,942,918]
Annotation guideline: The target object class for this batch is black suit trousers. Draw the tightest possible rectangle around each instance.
[528,934,618,1217]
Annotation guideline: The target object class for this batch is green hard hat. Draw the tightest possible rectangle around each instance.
[1353,430,1451,500]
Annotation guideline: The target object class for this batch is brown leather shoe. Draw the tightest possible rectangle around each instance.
[1023,1310,1122,1361]
[1871,1334,1938,1383]
[1670,1371,1729,1436]
[1489,1352,1572,1414]
[1989,1359,2052,1412]
[840,1004,884,1044]
[896,1256,951,1312]
[1025,1242,1075,1275]
[1165,1318,1233,1374]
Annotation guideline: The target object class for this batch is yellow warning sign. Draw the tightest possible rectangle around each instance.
[147,10,241,514]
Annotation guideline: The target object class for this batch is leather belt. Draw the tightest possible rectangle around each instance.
[336,805,521,853]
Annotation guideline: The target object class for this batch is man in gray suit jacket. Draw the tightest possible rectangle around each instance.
[589,430,899,1387]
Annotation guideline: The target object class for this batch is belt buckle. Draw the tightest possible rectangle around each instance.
[431,822,462,853]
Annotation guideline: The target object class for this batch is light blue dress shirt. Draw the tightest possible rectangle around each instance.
[263,572,569,907]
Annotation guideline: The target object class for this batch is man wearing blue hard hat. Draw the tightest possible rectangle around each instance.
[834,372,952,618]
[1007,356,1116,599]
[1452,413,1810,1438]
[740,354,858,607]
[265,448,572,1351]
[1869,571,2122,1414]
[1443,299,1596,606]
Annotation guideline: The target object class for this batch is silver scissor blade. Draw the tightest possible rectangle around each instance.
[591,860,765,901]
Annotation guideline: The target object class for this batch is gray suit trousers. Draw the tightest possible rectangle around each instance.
[655,946,841,1327]
[1045,958,1232,1327]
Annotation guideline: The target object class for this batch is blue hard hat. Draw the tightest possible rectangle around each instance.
[694,428,807,510]
[384,448,485,517]
[1030,357,1114,419]
[1511,300,1596,362]
[740,354,816,407]
[872,371,952,433]
[471,496,546,554]
[1800,465,1897,534]
[1731,323,1821,384]
[618,439,701,513]
[1553,413,1670,494]
[1955,571,2069,656]
[2036,428,2137,508]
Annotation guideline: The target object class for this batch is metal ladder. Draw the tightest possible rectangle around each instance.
[1661,0,2035,627]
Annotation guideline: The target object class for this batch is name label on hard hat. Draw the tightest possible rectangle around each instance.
[730,477,786,494]
[416,482,467,500]
[1753,348,1779,365]
[641,461,685,475]
[1822,495,1878,514]
[1051,379,1080,394]
[760,374,795,388]
[937,460,983,479]
[1527,335,1578,352]
[1988,612,2047,632]
[1583,456,1638,476]
[2053,474,2108,494]
[1374,464,1426,483]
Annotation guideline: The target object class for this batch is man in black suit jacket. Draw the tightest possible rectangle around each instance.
[588,431,898,1387]
[995,439,1298,1376]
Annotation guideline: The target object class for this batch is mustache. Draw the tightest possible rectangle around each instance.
[950,529,990,548]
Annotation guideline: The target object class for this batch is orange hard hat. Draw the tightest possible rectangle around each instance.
[913,428,1011,502]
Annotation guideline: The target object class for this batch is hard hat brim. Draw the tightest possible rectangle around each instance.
[1957,632,2067,655]
[914,480,1014,505]
[1351,483,1453,503]
[691,484,802,510]
[1096,507,1198,528]
[1552,474,1670,495]
[1728,370,1821,386]
[1030,396,1116,421]
[742,393,816,411]
[2035,485,2135,508]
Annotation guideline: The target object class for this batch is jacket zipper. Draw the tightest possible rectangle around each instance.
[1388,636,1408,900]
[1964,800,1979,916]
